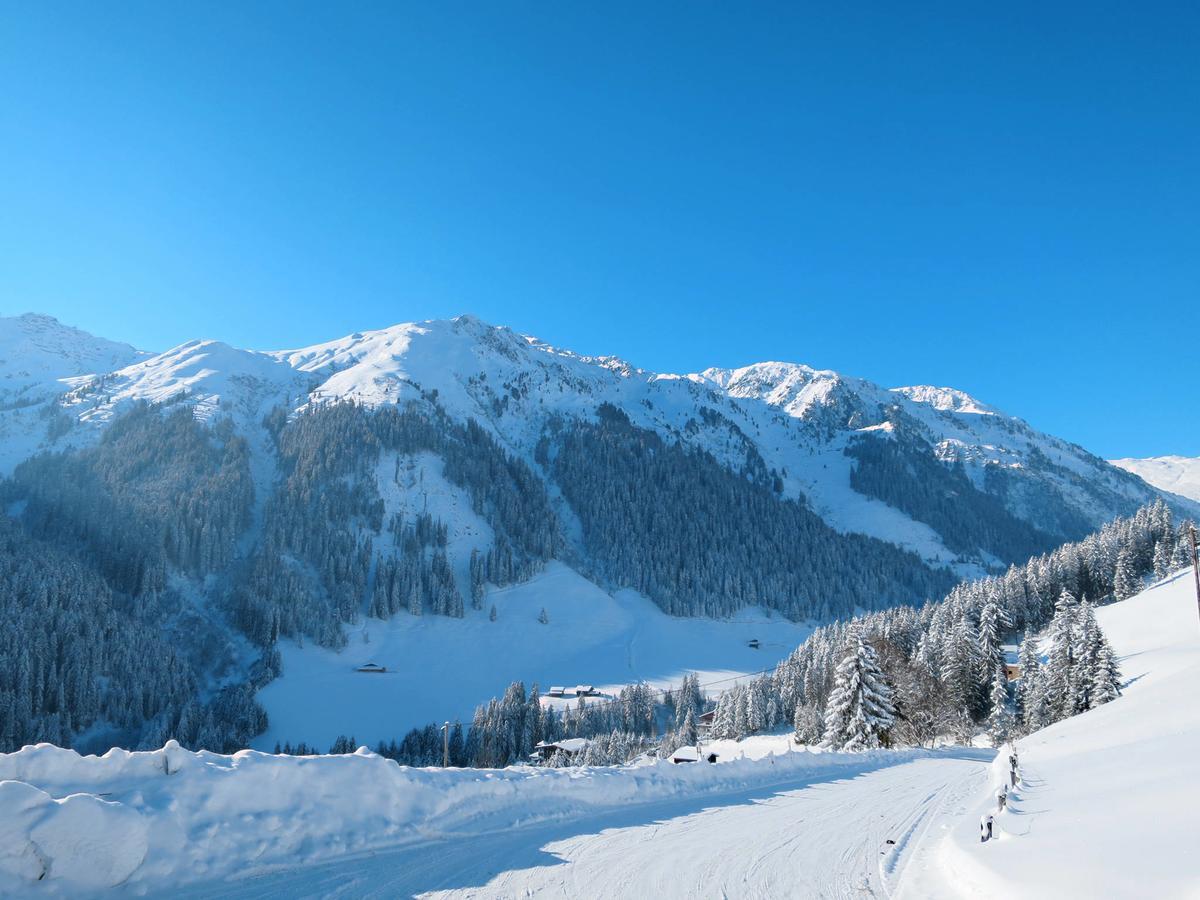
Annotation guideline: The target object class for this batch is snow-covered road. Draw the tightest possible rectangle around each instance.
[180,752,990,900]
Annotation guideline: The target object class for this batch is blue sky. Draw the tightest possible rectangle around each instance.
[1,3,1196,458]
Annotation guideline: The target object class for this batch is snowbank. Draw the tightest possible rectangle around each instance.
[911,569,1200,899]
[0,738,947,895]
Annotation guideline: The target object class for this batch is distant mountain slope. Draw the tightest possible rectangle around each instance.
[1110,455,1200,502]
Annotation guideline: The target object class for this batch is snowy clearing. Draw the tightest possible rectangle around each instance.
[256,562,812,750]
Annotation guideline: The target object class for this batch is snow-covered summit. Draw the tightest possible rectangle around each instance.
[0,312,147,403]
[695,362,851,421]
[1109,455,1200,503]
[69,338,309,427]
[891,384,996,416]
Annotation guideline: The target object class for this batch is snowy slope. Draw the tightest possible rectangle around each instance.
[1111,455,1200,502]
[257,562,811,750]
[0,314,147,471]
[903,569,1200,899]
[0,313,145,401]
[2,312,1188,569]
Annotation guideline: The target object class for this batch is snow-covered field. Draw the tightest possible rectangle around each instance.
[0,568,1195,897]
[257,562,812,749]
[901,568,1200,899]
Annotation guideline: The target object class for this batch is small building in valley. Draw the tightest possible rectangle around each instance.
[530,738,590,762]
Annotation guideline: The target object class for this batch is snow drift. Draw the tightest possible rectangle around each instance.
[0,739,950,894]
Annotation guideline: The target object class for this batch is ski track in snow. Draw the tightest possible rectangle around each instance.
[176,754,991,900]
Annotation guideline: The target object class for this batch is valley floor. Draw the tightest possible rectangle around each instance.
[180,752,991,900]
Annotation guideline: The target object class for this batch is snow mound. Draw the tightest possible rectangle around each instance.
[0,737,950,894]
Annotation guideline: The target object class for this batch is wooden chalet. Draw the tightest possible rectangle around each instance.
[530,738,590,762]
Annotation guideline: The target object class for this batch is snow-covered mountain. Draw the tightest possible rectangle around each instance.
[5,312,1190,568]
[0,312,146,400]
[0,313,148,467]
[1110,455,1200,503]
[1,311,1195,755]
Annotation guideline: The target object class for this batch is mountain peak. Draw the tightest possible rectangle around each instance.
[0,312,147,400]
[890,385,996,416]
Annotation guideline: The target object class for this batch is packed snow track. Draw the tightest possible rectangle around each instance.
[181,752,990,899]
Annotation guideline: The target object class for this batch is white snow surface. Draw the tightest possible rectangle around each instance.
[257,561,811,750]
[0,314,147,471]
[2,569,1196,897]
[1110,454,1200,502]
[900,569,1200,899]
[0,737,987,897]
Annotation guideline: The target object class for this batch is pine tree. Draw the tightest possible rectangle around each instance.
[821,631,895,751]
[489,604,498,622]
[1070,602,1101,712]
[977,600,1008,677]
[940,615,981,716]
[537,608,549,625]
[1043,595,1076,722]
[1113,549,1139,600]
[1015,631,1042,728]
[985,662,1013,746]
[678,708,698,747]
[1152,540,1172,580]
[792,702,822,745]
[1089,636,1122,706]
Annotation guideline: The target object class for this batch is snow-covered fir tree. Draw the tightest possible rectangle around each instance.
[821,630,896,751]
[985,662,1014,746]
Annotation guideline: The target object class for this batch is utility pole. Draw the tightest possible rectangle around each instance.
[1191,524,1200,629]
[442,721,450,768]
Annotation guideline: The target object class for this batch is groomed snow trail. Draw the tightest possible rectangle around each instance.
[180,754,989,900]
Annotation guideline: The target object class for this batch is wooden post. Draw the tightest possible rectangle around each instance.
[442,721,450,768]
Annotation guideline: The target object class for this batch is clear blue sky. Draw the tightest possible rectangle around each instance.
[1,3,1196,458]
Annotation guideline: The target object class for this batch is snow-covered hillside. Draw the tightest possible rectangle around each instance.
[257,562,811,750]
[903,569,1200,899]
[0,314,147,470]
[1111,455,1200,502]
[2,312,1189,571]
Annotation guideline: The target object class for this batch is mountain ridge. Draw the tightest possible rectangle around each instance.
[2,311,1195,570]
